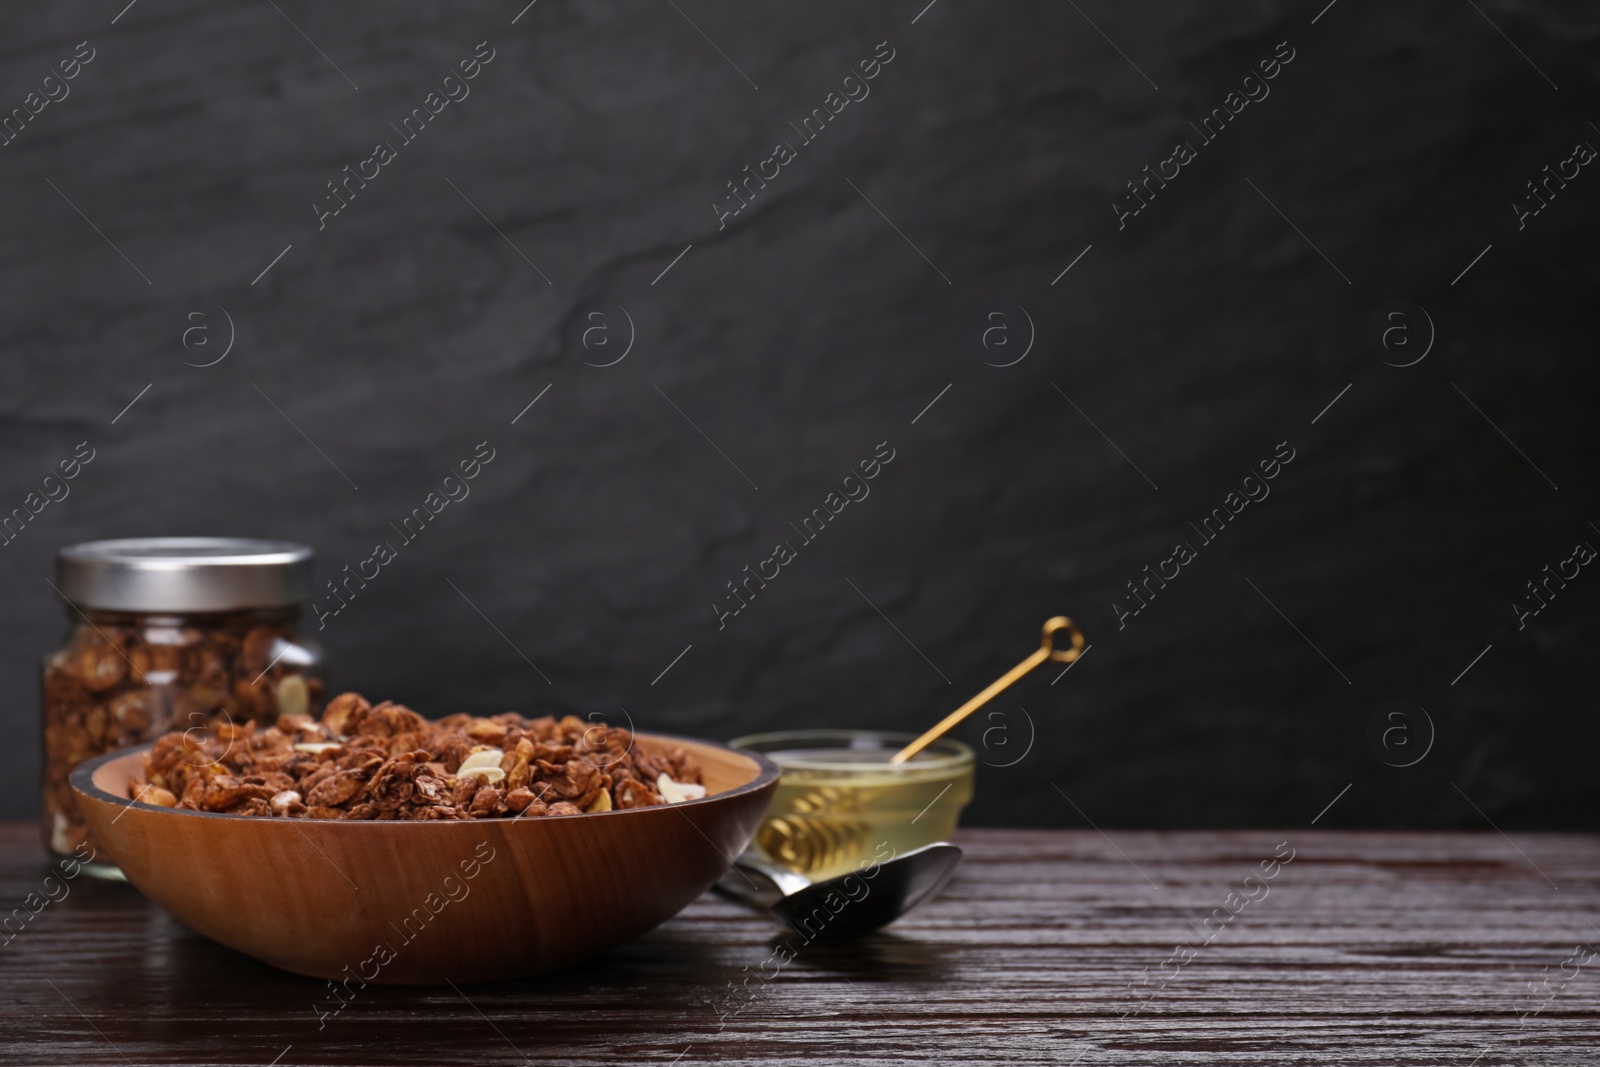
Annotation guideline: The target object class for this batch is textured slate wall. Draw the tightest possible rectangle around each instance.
[0,0,1595,829]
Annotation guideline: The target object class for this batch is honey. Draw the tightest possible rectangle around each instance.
[731,732,973,883]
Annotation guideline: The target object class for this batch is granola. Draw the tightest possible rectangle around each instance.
[129,691,705,820]
[42,610,323,855]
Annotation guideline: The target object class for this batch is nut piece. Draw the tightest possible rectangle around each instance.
[270,790,307,816]
[457,748,506,784]
[585,789,612,813]
[275,674,310,718]
[135,784,178,808]
[656,772,707,804]
[78,639,128,692]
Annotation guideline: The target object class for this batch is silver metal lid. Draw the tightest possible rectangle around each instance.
[56,538,313,613]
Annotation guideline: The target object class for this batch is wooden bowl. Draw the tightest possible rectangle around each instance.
[71,733,779,985]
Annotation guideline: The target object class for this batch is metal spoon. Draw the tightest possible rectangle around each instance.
[714,842,963,937]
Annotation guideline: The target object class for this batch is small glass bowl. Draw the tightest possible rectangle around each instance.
[728,730,974,883]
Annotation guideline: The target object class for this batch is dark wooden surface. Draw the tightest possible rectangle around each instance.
[3,823,1598,1065]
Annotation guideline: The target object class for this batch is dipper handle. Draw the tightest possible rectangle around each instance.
[888,617,1084,766]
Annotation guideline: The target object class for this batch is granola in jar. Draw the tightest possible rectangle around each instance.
[43,539,324,871]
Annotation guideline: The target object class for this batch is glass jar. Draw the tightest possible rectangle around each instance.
[42,538,325,874]
[728,730,974,884]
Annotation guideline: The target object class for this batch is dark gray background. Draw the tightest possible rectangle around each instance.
[1,1,1595,829]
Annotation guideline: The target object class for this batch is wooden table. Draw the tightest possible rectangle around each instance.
[2,823,1597,1065]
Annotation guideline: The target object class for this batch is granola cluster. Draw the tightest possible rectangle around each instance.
[131,691,706,820]
[42,611,322,854]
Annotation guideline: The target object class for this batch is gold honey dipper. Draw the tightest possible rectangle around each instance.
[889,616,1085,765]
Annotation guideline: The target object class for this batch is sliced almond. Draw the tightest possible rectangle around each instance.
[293,742,343,755]
[275,674,309,718]
[656,772,683,804]
[457,749,505,781]
[656,773,708,804]
[585,790,613,813]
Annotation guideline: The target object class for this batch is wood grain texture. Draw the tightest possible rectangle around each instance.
[3,825,1597,1064]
